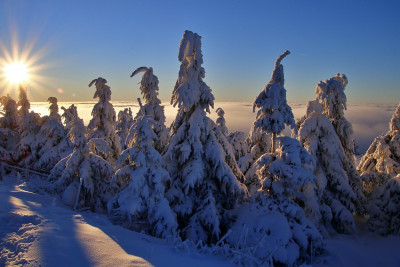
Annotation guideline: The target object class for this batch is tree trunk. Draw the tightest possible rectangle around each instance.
[271,133,276,153]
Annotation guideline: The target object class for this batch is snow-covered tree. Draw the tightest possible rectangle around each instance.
[164,30,247,244]
[14,85,40,166]
[17,84,30,116]
[33,99,72,172]
[116,108,133,150]
[367,174,400,235]
[215,107,228,136]
[315,74,355,163]
[47,96,62,122]
[315,74,365,211]
[0,95,19,162]
[228,136,323,266]
[243,51,296,188]
[48,112,114,213]
[130,67,169,152]
[358,104,400,191]
[108,112,177,238]
[61,104,79,131]
[87,77,121,164]
[227,131,248,162]
[298,100,360,234]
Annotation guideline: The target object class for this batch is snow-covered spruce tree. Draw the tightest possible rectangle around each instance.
[243,50,296,189]
[108,111,177,238]
[367,174,400,235]
[61,104,79,132]
[358,104,400,192]
[227,131,248,162]
[48,111,114,212]
[14,85,40,166]
[33,98,73,172]
[130,67,169,152]
[228,137,323,266]
[315,74,365,211]
[298,100,360,234]
[215,107,228,136]
[315,74,355,163]
[0,95,19,162]
[164,30,247,245]
[87,77,121,164]
[116,108,133,150]
[47,96,62,122]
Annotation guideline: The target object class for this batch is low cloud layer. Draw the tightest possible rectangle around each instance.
[31,101,398,155]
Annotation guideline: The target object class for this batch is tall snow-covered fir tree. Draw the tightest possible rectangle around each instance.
[358,103,400,191]
[108,111,177,238]
[215,107,228,136]
[48,111,114,213]
[130,67,169,152]
[228,136,323,266]
[243,50,296,188]
[315,74,365,212]
[116,108,133,150]
[14,85,40,166]
[87,77,121,164]
[0,95,19,162]
[164,30,247,244]
[315,74,355,163]
[298,100,360,234]
[33,97,73,172]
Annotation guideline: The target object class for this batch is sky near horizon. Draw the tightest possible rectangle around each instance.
[0,0,399,104]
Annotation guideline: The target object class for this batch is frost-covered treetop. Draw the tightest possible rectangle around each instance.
[171,30,214,113]
[130,67,161,105]
[89,77,111,102]
[216,107,228,135]
[271,50,290,85]
[252,50,296,135]
[47,97,60,119]
[390,104,400,133]
[306,100,324,116]
[315,73,348,120]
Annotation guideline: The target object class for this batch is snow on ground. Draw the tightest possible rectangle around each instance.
[0,175,233,267]
[1,174,400,267]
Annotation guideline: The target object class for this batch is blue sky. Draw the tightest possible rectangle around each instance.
[0,0,399,103]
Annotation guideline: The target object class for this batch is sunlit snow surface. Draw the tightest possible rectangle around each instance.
[2,176,400,266]
[31,101,398,154]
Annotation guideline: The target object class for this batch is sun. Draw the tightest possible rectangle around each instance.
[3,62,29,84]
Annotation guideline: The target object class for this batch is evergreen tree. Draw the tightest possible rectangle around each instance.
[215,107,228,136]
[228,137,323,266]
[14,85,40,166]
[33,98,73,172]
[315,74,365,211]
[243,50,296,188]
[108,111,177,238]
[116,108,133,150]
[87,77,121,164]
[61,104,79,132]
[0,95,19,162]
[164,30,247,244]
[298,100,360,233]
[48,111,113,213]
[358,104,400,191]
[130,67,169,152]
[367,174,400,235]
[47,96,62,122]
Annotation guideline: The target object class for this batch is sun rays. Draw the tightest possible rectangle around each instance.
[0,30,54,99]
